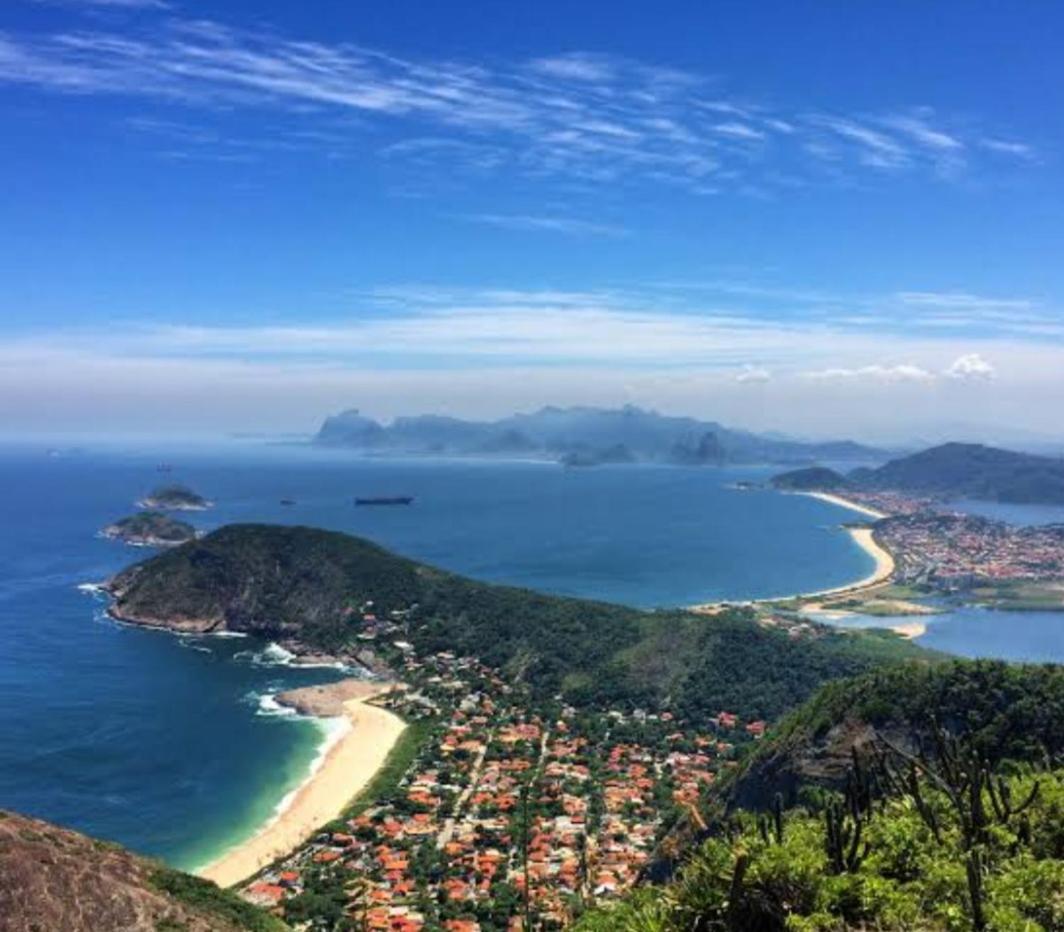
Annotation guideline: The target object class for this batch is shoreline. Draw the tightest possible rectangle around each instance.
[690,490,896,612]
[197,679,405,888]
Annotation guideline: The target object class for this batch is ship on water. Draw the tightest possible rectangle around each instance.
[355,496,415,506]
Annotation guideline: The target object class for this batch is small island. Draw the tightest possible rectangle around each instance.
[137,484,212,511]
[101,512,197,548]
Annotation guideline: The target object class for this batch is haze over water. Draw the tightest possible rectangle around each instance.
[1,440,1061,870]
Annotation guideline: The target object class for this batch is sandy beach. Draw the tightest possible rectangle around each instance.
[800,490,889,521]
[198,679,405,888]
[690,492,895,612]
[812,526,896,597]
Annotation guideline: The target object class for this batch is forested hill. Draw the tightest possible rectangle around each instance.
[106,524,929,722]
[727,660,1064,809]
[857,441,1064,503]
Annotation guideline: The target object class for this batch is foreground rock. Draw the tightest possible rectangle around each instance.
[101,511,197,547]
[276,677,398,716]
[0,809,285,932]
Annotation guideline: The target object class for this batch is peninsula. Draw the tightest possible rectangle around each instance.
[104,524,929,720]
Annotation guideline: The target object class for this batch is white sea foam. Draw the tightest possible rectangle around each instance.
[193,710,351,872]
[235,641,349,671]
[254,692,298,718]
[268,715,350,822]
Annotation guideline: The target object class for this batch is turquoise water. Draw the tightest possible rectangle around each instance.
[0,440,974,867]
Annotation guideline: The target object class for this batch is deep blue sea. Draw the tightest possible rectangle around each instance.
[0,439,1060,871]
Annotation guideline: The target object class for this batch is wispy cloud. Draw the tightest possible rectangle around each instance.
[464,213,627,237]
[29,0,172,7]
[0,19,1039,194]
[803,363,936,383]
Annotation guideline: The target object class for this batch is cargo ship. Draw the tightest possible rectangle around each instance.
[355,496,414,506]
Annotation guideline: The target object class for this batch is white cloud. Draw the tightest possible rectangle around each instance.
[735,365,771,383]
[803,364,936,383]
[946,353,996,380]
[528,53,615,83]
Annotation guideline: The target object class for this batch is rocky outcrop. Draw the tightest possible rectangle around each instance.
[0,810,282,932]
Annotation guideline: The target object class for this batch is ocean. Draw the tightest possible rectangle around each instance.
[0,439,1059,870]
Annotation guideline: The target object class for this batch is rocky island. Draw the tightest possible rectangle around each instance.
[137,483,212,511]
[101,511,197,547]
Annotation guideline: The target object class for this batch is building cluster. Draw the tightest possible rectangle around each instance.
[837,490,935,517]
[877,513,1064,584]
[241,648,756,930]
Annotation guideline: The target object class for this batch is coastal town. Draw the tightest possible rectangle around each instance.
[800,488,1064,592]
[239,632,759,931]
[228,484,1064,930]
[876,512,1064,585]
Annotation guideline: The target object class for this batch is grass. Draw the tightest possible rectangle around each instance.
[964,579,1064,612]
[149,865,288,931]
[338,715,436,821]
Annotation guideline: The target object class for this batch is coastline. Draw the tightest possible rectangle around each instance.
[690,490,895,612]
[798,490,889,521]
[198,679,405,888]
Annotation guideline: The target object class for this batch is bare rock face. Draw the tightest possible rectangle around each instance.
[0,810,271,932]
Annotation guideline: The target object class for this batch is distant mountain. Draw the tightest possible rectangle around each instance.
[858,441,1064,504]
[314,405,885,466]
[0,809,284,932]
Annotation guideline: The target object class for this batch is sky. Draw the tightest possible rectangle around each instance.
[1,0,1062,444]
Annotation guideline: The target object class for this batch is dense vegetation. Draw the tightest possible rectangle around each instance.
[150,866,288,931]
[109,524,930,721]
[727,660,1064,810]
[577,762,1064,931]
[579,662,1064,932]
[855,442,1064,504]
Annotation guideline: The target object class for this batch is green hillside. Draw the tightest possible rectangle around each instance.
[860,442,1064,504]
[578,662,1064,932]
[107,524,931,721]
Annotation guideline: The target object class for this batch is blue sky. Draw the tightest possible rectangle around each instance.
[1,0,1062,441]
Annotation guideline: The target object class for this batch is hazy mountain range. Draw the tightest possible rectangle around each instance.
[314,405,885,466]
